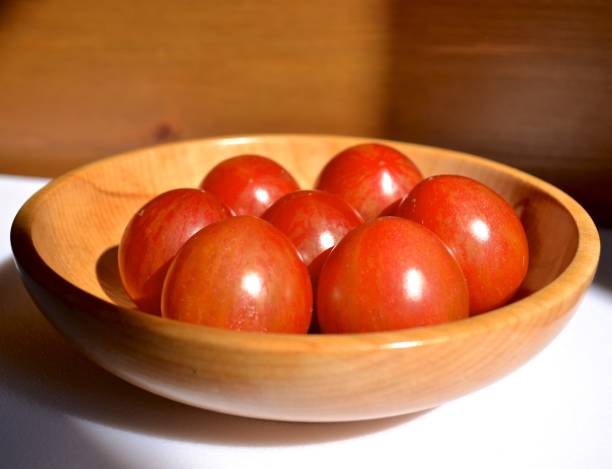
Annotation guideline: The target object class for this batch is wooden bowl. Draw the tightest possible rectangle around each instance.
[11,135,600,422]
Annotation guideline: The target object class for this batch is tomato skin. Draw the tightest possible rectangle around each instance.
[315,143,422,221]
[261,190,363,266]
[396,175,529,314]
[377,197,404,217]
[262,190,363,333]
[200,154,300,217]
[118,188,231,315]
[161,216,312,333]
[317,217,469,333]
[306,247,334,333]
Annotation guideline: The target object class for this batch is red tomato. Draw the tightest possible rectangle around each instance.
[317,217,469,333]
[308,248,333,284]
[161,216,312,333]
[396,175,529,314]
[306,247,333,333]
[377,197,403,217]
[261,190,363,333]
[200,154,300,217]
[261,190,363,266]
[118,188,231,315]
[315,143,423,221]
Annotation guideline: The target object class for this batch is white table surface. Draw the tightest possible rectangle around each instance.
[0,174,610,469]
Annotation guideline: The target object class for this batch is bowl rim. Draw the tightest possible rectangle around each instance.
[10,133,601,353]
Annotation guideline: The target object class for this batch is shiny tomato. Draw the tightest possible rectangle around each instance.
[396,175,529,314]
[315,143,422,221]
[200,154,300,217]
[317,217,469,333]
[118,188,231,315]
[377,197,404,217]
[161,216,312,333]
[261,190,363,266]
[306,247,333,333]
[261,190,363,333]
[307,246,333,298]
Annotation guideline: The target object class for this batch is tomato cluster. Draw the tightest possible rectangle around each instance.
[118,143,529,334]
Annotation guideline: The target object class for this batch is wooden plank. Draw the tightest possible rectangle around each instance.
[0,0,610,223]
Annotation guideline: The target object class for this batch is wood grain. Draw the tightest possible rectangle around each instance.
[0,1,610,224]
[0,0,389,171]
[10,135,600,421]
[384,1,612,226]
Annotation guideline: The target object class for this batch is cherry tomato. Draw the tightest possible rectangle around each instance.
[377,197,403,217]
[396,175,529,314]
[315,143,422,221]
[261,190,363,266]
[200,154,300,217]
[306,247,333,333]
[118,188,231,315]
[161,216,312,333]
[317,217,469,333]
[261,190,363,333]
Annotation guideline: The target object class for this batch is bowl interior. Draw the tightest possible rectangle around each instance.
[29,135,578,317]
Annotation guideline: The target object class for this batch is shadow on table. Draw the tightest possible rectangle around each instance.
[0,258,421,448]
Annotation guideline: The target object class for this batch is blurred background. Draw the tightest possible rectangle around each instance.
[1,0,610,225]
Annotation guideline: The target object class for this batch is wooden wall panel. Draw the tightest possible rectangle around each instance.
[0,0,611,224]
[384,1,612,225]
[0,0,390,172]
